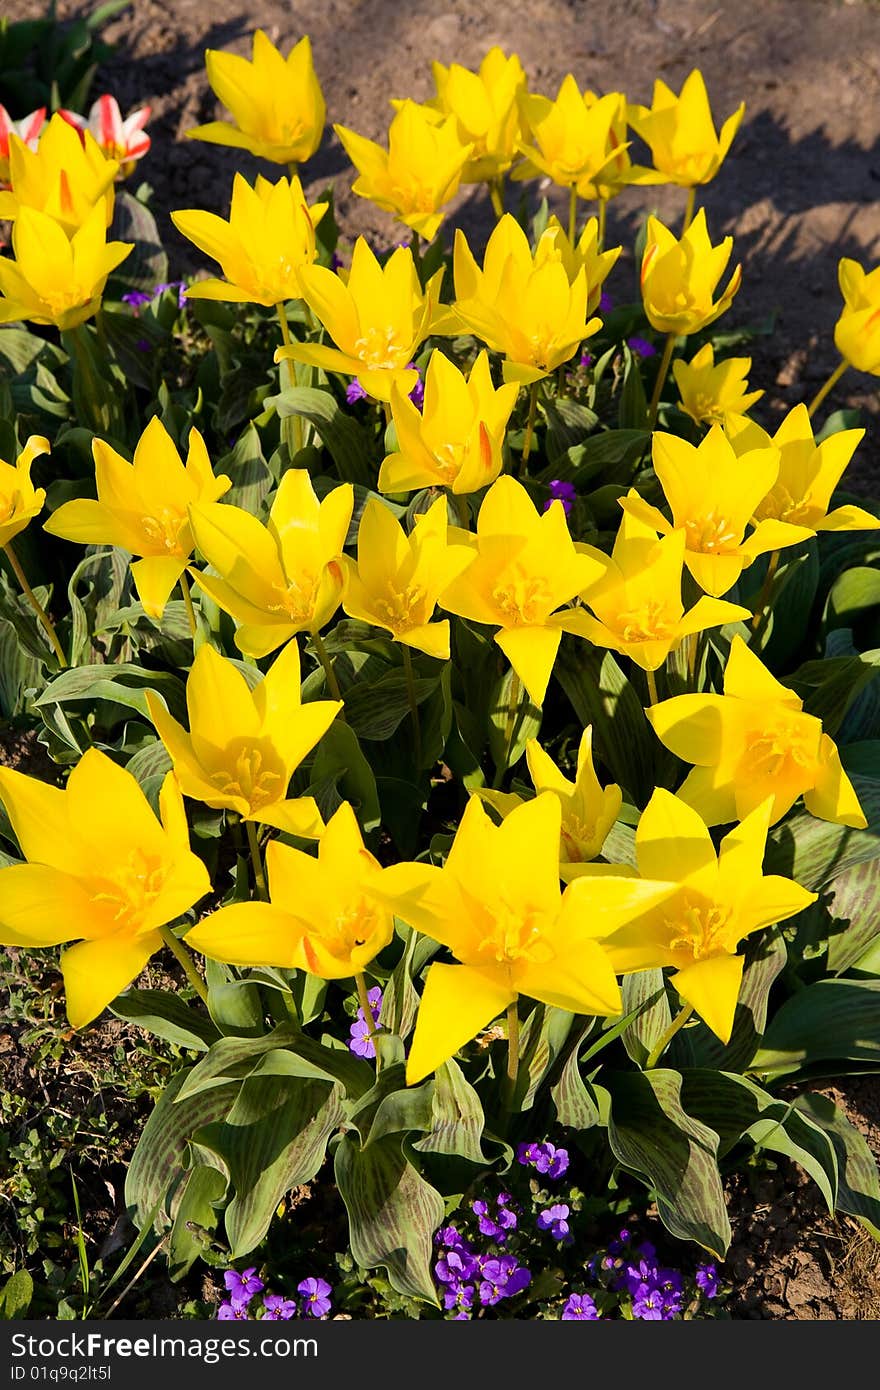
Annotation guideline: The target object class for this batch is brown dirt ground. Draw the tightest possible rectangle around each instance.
[6,0,880,1319]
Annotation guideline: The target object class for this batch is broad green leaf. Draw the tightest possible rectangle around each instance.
[334,1133,444,1303]
[35,662,186,722]
[344,670,439,741]
[175,1024,373,1102]
[764,774,880,890]
[0,1269,33,1319]
[488,664,541,777]
[205,958,265,1038]
[620,969,671,1066]
[167,1163,228,1280]
[550,1034,602,1129]
[753,979,880,1075]
[413,1058,488,1163]
[515,1004,576,1111]
[794,1091,880,1236]
[824,858,880,974]
[269,386,374,484]
[110,989,220,1052]
[217,423,272,514]
[538,396,599,465]
[348,1063,435,1147]
[308,720,381,832]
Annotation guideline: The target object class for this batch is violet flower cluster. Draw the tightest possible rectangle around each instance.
[516,1140,570,1178]
[433,1217,531,1319]
[348,985,382,1058]
[216,1268,332,1321]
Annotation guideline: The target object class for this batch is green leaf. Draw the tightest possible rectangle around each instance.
[550,1036,602,1129]
[515,1004,576,1111]
[538,396,599,464]
[198,1075,343,1256]
[176,1024,373,1102]
[757,541,819,667]
[413,1059,488,1163]
[344,670,439,741]
[269,386,374,484]
[309,721,380,832]
[620,969,671,1066]
[109,989,220,1051]
[618,344,649,429]
[822,858,880,975]
[753,979,880,1075]
[167,1163,228,1280]
[764,775,880,890]
[218,423,272,514]
[334,1133,444,1302]
[109,190,168,295]
[826,567,880,639]
[34,662,186,723]
[0,1269,33,1319]
[794,1091,880,1236]
[348,1064,435,1147]
[487,665,541,776]
[205,958,265,1038]
[605,1068,730,1257]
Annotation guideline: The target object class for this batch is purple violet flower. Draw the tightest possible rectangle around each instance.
[627,335,656,359]
[632,1283,665,1320]
[297,1276,332,1318]
[599,291,613,312]
[562,1292,599,1320]
[543,481,577,517]
[348,986,382,1058]
[217,1301,249,1320]
[121,289,153,308]
[224,1267,264,1307]
[478,1257,530,1306]
[346,379,368,404]
[696,1262,719,1298]
[261,1295,297,1320]
[406,363,425,410]
[536,1204,571,1242]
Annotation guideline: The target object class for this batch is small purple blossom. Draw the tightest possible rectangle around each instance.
[154,279,188,310]
[297,1276,332,1319]
[632,1283,665,1320]
[599,291,613,312]
[516,1139,571,1174]
[121,289,152,308]
[224,1267,264,1308]
[348,986,382,1058]
[536,1203,571,1242]
[217,1301,248,1320]
[346,379,368,404]
[543,481,577,517]
[562,1292,599,1320]
[696,1262,719,1299]
[261,1295,297,1320]
[407,363,424,410]
[472,1194,517,1243]
[627,335,656,359]
[478,1257,530,1306]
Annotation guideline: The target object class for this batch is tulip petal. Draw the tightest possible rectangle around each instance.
[405,961,515,1084]
[519,936,622,1017]
[62,928,163,1029]
[671,954,744,1044]
[0,864,96,945]
[495,625,560,705]
[255,796,325,838]
[0,766,78,873]
[646,694,728,765]
[131,555,186,619]
[185,902,300,967]
[636,787,717,882]
[804,735,868,829]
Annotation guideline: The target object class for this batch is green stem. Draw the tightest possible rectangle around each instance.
[521,382,539,465]
[682,185,697,233]
[684,631,698,684]
[503,999,520,1108]
[401,644,423,771]
[276,301,303,456]
[597,196,607,252]
[568,183,578,245]
[807,358,848,419]
[645,666,659,706]
[287,161,299,180]
[750,549,780,636]
[494,671,523,787]
[159,924,209,1004]
[178,571,198,640]
[645,1002,694,1069]
[4,540,68,666]
[245,819,269,901]
[647,332,677,428]
[489,177,505,221]
[312,629,343,702]
[355,971,380,1071]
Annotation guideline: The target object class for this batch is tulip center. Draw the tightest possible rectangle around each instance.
[526,327,558,370]
[90,849,168,932]
[372,582,429,632]
[140,507,188,556]
[492,572,553,625]
[268,573,319,622]
[689,391,727,426]
[315,892,384,963]
[683,510,740,553]
[752,483,814,528]
[208,743,286,811]
[617,598,677,642]
[432,441,466,483]
[354,325,407,371]
[393,179,440,215]
[739,717,818,785]
[664,891,737,960]
[474,900,549,968]
[560,812,602,861]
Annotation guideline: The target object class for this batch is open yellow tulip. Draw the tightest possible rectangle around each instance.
[0,113,118,232]
[628,70,744,189]
[0,203,131,331]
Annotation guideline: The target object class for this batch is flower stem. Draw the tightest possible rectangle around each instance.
[647,332,677,428]
[159,924,209,1005]
[750,549,780,636]
[807,358,848,419]
[645,1002,694,1069]
[287,161,299,180]
[489,177,505,220]
[275,301,303,456]
[245,819,269,901]
[312,629,343,702]
[522,382,539,465]
[645,666,659,706]
[597,196,607,252]
[684,631,698,684]
[682,186,697,233]
[4,540,67,667]
[401,643,423,771]
[503,999,520,1107]
[410,230,422,280]
[494,671,523,787]
[568,183,578,245]
[355,972,377,1039]
[178,571,198,640]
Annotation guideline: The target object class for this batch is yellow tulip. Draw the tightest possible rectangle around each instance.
[477,727,622,868]
[171,173,326,306]
[647,635,867,829]
[427,47,527,184]
[340,497,474,659]
[187,30,325,166]
[438,475,605,704]
[185,801,395,976]
[834,257,880,375]
[620,426,811,597]
[672,343,763,428]
[188,470,353,658]
[377,793,673,1084]
[593,790,814,1043]
[0,113,118,232]
[560,508,750,669]
[537,215,622,315]
[726,403,880,535]
[0,748,211,1028]
[145,640,339,837]
[45,416,230,619]
[276,238,443,403]
[640,209,741,337]
[0,203,131,331]
[442,215,601,385]
[628,70,744,188]
[378,349,518,495]
[0,435,49,547]
[335,100,471,240]
[513,79,632,199]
